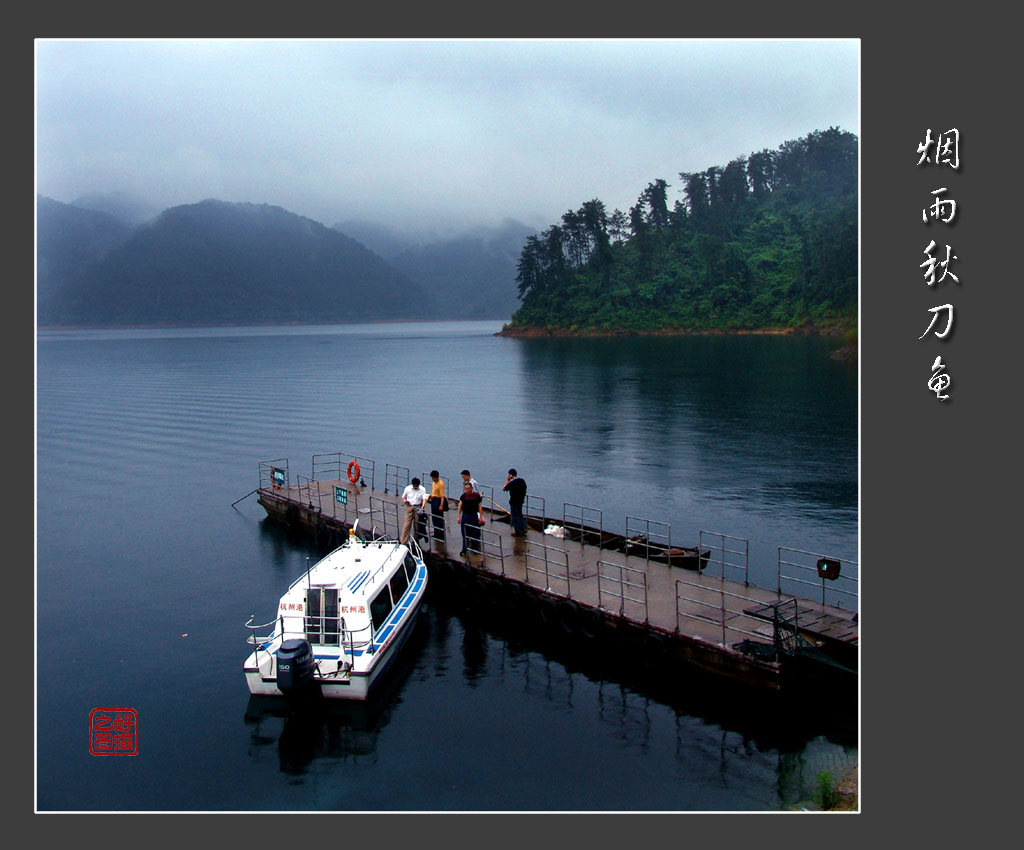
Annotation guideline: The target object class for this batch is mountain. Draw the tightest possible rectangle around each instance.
[333,219,423,262]
[70,191,159,226]
[37,196,134,324]
[38,199,436,327]
[387,219,537,319]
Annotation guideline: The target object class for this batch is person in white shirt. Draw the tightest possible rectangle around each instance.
[400,477,428,544]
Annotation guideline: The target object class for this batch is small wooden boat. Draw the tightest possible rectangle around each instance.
[621,536,710,570]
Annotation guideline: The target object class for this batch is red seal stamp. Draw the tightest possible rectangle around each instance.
[89,708,139,756]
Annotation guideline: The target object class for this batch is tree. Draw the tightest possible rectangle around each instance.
[719,157,750,211]
[608,208,629,244]
[681,171,710,226]
[747,149,774,199]
[509,128,858,334]
[641,179,670,231]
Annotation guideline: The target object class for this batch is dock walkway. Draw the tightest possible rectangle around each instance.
[252,455,858,691]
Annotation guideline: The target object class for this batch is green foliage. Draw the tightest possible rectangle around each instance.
[813,770,839,810]
[509,128,858,334]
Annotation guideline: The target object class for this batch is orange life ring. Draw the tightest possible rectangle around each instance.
[347,460,361,484]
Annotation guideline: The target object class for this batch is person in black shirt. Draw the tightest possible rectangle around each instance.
[503,468,528,536]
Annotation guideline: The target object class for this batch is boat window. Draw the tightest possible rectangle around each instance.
[390,564,409,602]
[404,552,417,581]
[369,585,393,633]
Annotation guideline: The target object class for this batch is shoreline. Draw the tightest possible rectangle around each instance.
[497,323,859,365]
[495,322,853,339]
[36,317,507,332]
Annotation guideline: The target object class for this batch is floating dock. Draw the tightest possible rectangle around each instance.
[248,453,859,693]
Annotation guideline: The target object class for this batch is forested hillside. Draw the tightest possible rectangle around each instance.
[504,128,857,335]
[38,199,435,327]
[36,197,134,324]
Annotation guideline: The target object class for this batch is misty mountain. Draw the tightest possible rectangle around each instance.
[70,191,159,226]
[38,198,436,327]
[386,219,537,319]
[37,195,134,323]
[333,219,423,261]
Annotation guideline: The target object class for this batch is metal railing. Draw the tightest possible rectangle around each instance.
[384,463,410,495]
[245,614,283,673]
[699,530,750,585]
[479,482,495,505]
[674,578,776,649]
[312,451,375,490]
[255,451,859,623]
[368,494,440,546]
[458,518,485,557]
[474,526,506,572]
[769,599,805,657]
[563,502,603,546]
[524,539,571,596]
[245,612,376,678]
[777,547,859,608]
[327,482,359,525]
[294,474,320,511]
[294,474,361,527]
[366,495,402,540]
[624,515,672,563]
[597,559,648,622]
[524,494,546,528]
[421,500,449,545]
[259,458,290,492]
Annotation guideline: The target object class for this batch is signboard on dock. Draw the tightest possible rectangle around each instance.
[335,486,348,506]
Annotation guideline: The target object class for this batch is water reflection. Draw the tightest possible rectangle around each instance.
[245,696,384,775]
[513,335,857,518]
[243,613,429,776]
[508,638,855,809]
[461,621,489,683]
[242,596,855,809]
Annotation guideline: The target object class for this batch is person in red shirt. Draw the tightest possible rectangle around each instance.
[457,481,483,556]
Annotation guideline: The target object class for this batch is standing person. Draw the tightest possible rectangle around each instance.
[457,480,483,556]
[428,469,446,543]
[460,469,478,492]
[503,468,528,536]
[400,477,428,544]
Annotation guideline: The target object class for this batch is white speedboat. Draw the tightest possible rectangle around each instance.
[244,522,428,700]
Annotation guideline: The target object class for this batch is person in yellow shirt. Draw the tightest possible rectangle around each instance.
[428,469,447,543]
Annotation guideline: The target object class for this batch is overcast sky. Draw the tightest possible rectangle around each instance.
[35,38,859,235]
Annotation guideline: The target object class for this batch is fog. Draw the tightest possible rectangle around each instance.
[35,38,859,236]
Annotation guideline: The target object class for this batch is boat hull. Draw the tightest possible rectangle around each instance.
[244,597,423,700]
[244,555,428,701]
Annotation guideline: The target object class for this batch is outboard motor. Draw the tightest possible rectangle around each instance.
[276,639,317,697]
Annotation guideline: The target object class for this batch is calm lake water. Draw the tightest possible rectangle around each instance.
[35,320,858,811]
